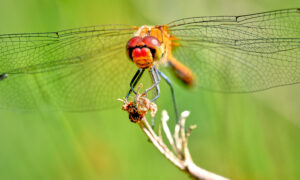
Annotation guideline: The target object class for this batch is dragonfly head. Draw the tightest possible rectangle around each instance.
[126,36,163,69]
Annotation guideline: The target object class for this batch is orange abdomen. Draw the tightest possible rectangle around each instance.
[168,56,195,87]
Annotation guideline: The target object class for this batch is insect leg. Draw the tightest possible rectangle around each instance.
[151,66,161,102]
[145,66,161,96]
[126,69,145,99]
[157,70,179,123]
[147,67,162,129]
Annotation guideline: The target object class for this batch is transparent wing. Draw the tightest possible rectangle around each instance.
[0,25,140,111]
[167,8,300,92]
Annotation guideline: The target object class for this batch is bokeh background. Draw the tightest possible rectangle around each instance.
[0,0,300,179]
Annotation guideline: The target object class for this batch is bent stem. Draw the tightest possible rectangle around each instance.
[120,85,229,180]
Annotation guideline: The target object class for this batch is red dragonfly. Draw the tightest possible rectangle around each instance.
[0,8,299,113]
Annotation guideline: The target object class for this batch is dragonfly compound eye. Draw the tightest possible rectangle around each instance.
[142,36,161,48]
[126,36,144,61]
[142,36,163,61]
[127,36,143,48]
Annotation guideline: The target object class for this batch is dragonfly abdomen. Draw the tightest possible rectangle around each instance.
[168,57,195,86]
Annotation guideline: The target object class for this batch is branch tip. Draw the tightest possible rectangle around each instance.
[181,111,190,119]
[162,110,170,122]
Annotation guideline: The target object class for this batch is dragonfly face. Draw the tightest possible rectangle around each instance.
[126,36,163,69]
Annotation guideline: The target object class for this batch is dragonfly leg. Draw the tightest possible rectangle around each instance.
[151,116,155,129]
[150,66,161,102]
[126,69,145,99]
[157,70,179,123]
[147,66,162,129]
[0,73,8,81]
[145,66,161,97]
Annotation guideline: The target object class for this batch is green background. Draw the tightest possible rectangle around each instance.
[0,0,300,179]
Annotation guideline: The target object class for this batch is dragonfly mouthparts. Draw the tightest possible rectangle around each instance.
[0,73,8,81]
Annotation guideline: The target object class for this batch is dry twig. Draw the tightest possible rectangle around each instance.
[120,85,229,180]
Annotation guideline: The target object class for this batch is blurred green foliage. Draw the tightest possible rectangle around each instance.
[0,0,299,179]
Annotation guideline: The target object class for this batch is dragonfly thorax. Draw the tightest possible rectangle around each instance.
[126,36,163,69]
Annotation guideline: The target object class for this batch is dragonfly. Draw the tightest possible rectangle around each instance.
[0,8,299,113]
